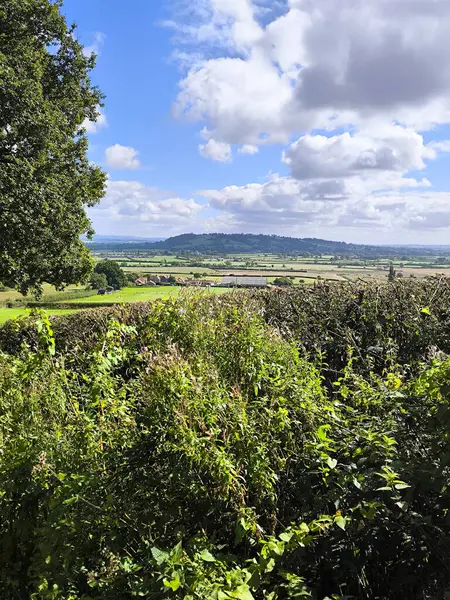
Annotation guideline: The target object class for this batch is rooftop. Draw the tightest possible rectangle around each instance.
[221,276,268,287]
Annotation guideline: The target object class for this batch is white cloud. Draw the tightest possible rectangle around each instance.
[238,144,259,155]
[199,139,232,162]
[83,32,106,57]
[83,110,107,134]
[154,0,450,243]
[170,0,450,144]
[90,180,205,236]
[283,126,431,180]
[198,176,450,239]
[105,144,141,170]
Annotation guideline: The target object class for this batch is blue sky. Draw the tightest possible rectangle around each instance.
[64,0,450,244]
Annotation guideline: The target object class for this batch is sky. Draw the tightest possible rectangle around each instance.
[64,0,450,244]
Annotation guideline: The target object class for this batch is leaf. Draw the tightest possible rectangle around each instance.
[63,495,79,506]
[335,516,346,530]
[229,584,255,600]
[279,531,293,542]
[151,547,169,565]
[394,483,411,490]
[326,457,337,469]
[163,577,181,591]
[316,425,330,441]
[199,549,216,562]
[352,478,362,490]
[421,306,431,315]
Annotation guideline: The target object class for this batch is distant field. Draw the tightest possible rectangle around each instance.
[68,286,230,305]
[0,284,84,304]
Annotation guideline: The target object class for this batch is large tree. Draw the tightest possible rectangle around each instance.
[0,0,106,294]
[94,260,127,290]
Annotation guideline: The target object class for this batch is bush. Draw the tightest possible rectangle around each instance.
[2,285,450,598]
[273,276,293,286]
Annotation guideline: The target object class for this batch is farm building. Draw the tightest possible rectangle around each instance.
[221,276,268,288]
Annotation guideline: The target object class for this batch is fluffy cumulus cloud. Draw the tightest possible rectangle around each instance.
[90,180,205,236]
[171,0,450,142]
[199,139,232,162]
[160,0,450,241]
[238,144,259,155]
[105,144,141,170]
[198,177,450,242]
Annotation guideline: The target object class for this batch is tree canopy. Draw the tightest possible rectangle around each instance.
[0,0,106,294]
[94,260,127,289]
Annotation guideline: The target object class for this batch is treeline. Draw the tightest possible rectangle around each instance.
[2,280,450,598]
[87,232,450,258]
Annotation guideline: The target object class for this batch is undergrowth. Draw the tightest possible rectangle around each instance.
[1,282,450,598]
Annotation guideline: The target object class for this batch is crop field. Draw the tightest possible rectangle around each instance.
[91,250,450,286]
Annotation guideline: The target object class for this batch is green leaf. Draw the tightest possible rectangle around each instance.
[394,483,410,490]
[163,577,181,591]
[335,516,346,530]
[229,584,255,600]
[326,457,337,469]
[421,306,431,315]
[317,425,330,441]
[151,547,169,565]
[199,549,216,562]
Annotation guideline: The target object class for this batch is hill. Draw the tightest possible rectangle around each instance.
[87,232,446,257]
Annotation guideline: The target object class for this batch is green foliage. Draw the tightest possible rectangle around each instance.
[0,0,107,295]
[126,272,137,286]
[2,284,450,597]
[273,277,293,287]
[94,260,127,289]
[89,272,108,290]
[388,263,396,282]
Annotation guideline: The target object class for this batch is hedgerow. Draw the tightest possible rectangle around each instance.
[1,283,450,598]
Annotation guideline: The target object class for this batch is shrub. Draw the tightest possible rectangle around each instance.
[2,285,450,597]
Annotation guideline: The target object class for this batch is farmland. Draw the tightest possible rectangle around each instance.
[1,248,450,324]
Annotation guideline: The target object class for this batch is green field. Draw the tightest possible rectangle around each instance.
[67,286,229,305]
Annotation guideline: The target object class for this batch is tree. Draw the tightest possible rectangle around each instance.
[0,0,106,294]
[126,272,137,286]
[94,260,127,290]
[194,273,202,279]
[274,277,294,287]
[89,272,107,290]
[388,264,396,282]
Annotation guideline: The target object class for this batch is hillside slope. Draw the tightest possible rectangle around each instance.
[87,232,446,257]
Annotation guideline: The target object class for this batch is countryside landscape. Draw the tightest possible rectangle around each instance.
[3,1,450,599]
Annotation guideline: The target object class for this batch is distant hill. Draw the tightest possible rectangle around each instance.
[86,233,449,257]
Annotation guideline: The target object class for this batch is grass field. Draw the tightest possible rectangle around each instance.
[67,286,230,305]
